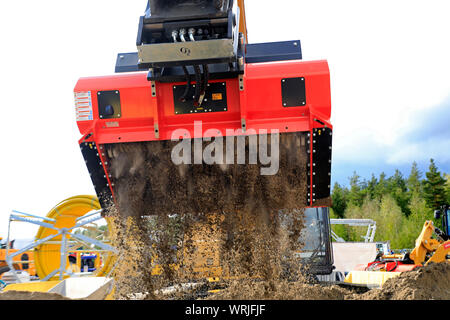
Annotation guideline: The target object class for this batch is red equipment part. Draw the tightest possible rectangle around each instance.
[355,261,420,273]
[74,59,332,209]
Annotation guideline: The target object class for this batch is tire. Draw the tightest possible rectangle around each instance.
[0,266,10,277]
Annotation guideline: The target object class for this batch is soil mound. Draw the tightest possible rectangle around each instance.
[207,263,450,300]
[353,262,450,300]
[207,279,354,300]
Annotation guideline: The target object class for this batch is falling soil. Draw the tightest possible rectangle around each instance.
[105,133,310,218]
[104,133,315,300]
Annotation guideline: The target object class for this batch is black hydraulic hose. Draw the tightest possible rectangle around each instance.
[387,260,399,272]
[201,64,209,96]
[193,65,202,106]
[180,65,191,102]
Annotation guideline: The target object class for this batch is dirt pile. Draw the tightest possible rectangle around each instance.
[352,262,450,300]
[207,263,450,300]
[206,279,354,300]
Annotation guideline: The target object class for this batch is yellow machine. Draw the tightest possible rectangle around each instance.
[345,205,450,287]
[0,237,36,278]
[409,220,450,266]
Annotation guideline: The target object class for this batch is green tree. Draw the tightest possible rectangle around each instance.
[332,161,448,250]
[423,159,447,211]
[348,172,365,207]
[331,183,349,218]
[373,172,389,199]
[329,207,349,242]
[387,169,410,216]
[445,173,450,204]
[366,174,378,200]
[376,195,405,249]
[397,193,433,249]
[343,195,404,248]
[407,161,422,195]
[345,197,380,242]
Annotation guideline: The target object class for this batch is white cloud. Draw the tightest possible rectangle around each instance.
[246,0,450,167]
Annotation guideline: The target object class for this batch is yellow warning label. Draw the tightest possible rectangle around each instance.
[212,93,223,101]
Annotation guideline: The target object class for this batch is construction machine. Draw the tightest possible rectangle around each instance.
[364,204,449,272]
[345,204,450,287]
[0,237,37,278]
[74,0,335,281]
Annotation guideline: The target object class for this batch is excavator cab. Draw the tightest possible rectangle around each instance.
[296,207,334,275]
[434,205,450,240]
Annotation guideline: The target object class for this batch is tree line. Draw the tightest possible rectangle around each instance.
[330,159,450,249]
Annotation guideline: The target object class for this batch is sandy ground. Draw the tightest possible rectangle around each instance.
[205,262,450,300]
[1,262,448,300]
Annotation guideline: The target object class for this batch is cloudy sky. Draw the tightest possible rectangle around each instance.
[0,0,449,240]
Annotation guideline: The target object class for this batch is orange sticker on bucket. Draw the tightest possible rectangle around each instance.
[212,93,223,101]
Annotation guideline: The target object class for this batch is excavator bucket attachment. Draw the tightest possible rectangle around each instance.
[75,0,332,219]
[74,0,335,280]
[75,59,332,217]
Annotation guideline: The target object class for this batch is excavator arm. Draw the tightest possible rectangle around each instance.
[409,221,441,265]
[387,219,450,266]
[237,0,248,43]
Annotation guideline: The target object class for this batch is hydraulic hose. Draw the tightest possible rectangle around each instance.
[193,65,202,106]
[180,66,191,102]
[201,64,209,96]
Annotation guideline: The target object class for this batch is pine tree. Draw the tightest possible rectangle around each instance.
[374,172,388,199]
[423,159,447,210]
[331,183,348,218]
[348,172,364,206]
[407,161,422,195]
[445,174,450,204]
[388,169,410,216]
[366,174,378,200]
